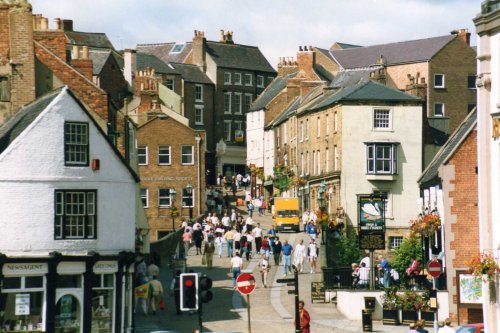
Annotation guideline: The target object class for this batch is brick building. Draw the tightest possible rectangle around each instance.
[418,110,479,324]
[136,115,205,240]
[136,30,276,182]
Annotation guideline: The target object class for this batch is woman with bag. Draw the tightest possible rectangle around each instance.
[203,236,215,269]
[258,253,270,288]
[149,276,164,315]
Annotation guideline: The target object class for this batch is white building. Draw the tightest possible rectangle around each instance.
[474,3,500,331]
[0,87,140,333]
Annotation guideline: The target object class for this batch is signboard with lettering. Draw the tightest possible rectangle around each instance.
[358,194,386,250]
[15,294,30,315]
[93,261,118,274]
[3,263,48,276]
[311,282,325,303]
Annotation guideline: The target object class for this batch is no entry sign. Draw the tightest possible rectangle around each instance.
[236,273,256,295]
[428,260,442,278]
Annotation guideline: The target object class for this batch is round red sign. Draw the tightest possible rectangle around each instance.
[236,273,256,295]
[428,260,442,278]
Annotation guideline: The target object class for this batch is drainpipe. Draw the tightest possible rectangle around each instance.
[195,134,202,216]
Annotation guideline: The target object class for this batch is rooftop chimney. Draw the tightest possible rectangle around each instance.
[123,49,137,92]
[192,29,207,72]
[296,45,316,79]
[61,19,73,31]
[53,18,61,30]
[451,28,470,46]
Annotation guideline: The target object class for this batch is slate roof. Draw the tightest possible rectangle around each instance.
[313,64,335,82]
[331,35,455,69]
[308,80,420,112]
[136,42,193,64]
[205,41,275,73]
[249,73,297,112]
[89,50,111,75]
[329,68,373,89]
[418,108,477,185]
[334,42,362,49]
[315,47,334,61]
[170,63,213,84]
[0,88,62,154]
[136,53,178,75]
[65,31,115,49]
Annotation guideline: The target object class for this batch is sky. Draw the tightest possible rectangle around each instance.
[30,0,481,69]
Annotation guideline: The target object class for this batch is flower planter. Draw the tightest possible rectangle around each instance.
[382,309,400,325]
[420,310,434,326]
[401,310,418,325]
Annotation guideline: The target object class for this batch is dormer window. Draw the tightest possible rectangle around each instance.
[170,43,185,54]
[64,122,89,166]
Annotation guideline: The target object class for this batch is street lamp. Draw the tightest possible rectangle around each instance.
[317,180,326,245]
[170,188,177,230]
[185,183,193,221]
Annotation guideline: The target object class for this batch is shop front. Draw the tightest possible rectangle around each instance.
[0,254,135,333]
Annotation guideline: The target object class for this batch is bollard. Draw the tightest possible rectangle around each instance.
[362,309,373,332]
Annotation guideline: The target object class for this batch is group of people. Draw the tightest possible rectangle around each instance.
[406,318,454,333]
[134,254,164,316]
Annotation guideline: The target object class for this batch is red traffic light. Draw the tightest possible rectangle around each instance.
[185,279,194,287]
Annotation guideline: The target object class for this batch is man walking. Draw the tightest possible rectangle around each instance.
[298,300,311,333]
[273,237,282,266]
[281,240,293,276]
[253,223,263,253]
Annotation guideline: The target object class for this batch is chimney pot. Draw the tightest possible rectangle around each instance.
[72,45,80,60]
[54,18,61,30]
[40,17,48,30]
[299,46,303,51]
[82,46,89,60]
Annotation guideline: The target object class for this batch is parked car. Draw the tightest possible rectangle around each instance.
[455,323,484,333]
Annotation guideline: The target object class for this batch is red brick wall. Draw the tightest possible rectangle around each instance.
[447,129,480,323]
[33,30,68,60]
[70,59,93,80]
[35,41,108,122]
[137,117,206,240]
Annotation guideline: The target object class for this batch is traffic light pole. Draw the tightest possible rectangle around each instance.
[198,294,203,333]
[247,294,252,333]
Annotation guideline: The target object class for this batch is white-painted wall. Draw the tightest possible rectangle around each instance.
[263,128,275,178]
[340,104,422,228]
[0,88,137,255]
[246,109,265,168]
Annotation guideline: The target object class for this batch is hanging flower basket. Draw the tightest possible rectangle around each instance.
[409,212,441,237]
[467,252,499,282]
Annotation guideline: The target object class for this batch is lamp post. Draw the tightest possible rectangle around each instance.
[318,180,326,245]
[185,183,194,222]
[170,188,177,230]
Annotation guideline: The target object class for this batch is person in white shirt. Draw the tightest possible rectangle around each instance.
[309,211,317,224]
[221,212,231,229]
[245,233,254,260]
[293,239,306,273]
[230,209,237,225]
[308,240,318,273]
[210,212,219,225]
[215,234,224,258]
[230,252,243,289]
[301,210,310,233]
[358,262,370,288]
[258,254,270,288]
[252,223,263,253]
[193,221,201,231]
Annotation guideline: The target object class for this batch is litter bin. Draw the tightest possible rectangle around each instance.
[364,296,376,312]
[362,309,372,332]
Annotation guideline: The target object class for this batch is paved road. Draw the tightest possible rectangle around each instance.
[135,190,411,333]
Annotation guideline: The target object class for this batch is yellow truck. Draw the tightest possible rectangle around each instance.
[273,197,300,232]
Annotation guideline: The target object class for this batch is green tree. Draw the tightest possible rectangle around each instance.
[327,229,362,268]
[391,235,422,275]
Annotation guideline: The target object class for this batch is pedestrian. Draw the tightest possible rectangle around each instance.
[281,239,293,276]
[234,229,242,252]
[378,255,391,288]
[306,221,317,240]
[147,261,159,281]
[170,270,182,315]
[294,239,306,273]
[273,237,282,266]
[261,235,270,259]
[245,231,254,260]
[230,251,243,289]
[230,209,237,225]
[260,195,266,216]
[406,255,420,290]
[135,255,148,286]
[268,196,273,214]
[358,262,369,288]
[302,209,309,233]
[254,196,263,216]
[203,236,215,269]
[253,223,263,253]
[182,229,192,256]
[351,263,359,288]
[215,233,224,258]
[258,253,270,288]
[224,228,235,258]
[236,173,243,188]
[416,319,429,333]
[193,227,203,255]
[298,300,311,333]
[240,232,248,260]
[437,318,454,333]
[221,212,231,230]
[149,275,164,315]
[308,239,318,273]
[407,323,419,333]
[267,225,277,252]
[247,200,254,218]
[231,182,237,198]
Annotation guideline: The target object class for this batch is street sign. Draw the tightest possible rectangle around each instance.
[236,273,256,295]
[428,260,442,278]
[276,278,294,284]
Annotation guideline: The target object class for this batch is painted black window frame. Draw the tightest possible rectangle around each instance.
[54,189,97,240]
[64,122,89,167]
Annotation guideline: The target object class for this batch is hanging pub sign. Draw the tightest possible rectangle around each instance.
[358,194,386,250]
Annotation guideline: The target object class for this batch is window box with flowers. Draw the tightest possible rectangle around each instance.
[467,252,500,303]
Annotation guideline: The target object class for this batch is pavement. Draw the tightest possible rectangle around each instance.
[135,188,412,333]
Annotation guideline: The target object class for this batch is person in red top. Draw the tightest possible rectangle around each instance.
[406,255,419,290]
[298,300,311,333]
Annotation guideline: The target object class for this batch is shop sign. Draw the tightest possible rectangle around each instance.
[15,294,30,315]
[94,261,118,274]
[3,263,48,276]
[358,194,386,250]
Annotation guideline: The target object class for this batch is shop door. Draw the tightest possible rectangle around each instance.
[55,290,83,333]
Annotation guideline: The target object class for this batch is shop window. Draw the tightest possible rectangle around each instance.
[56,275,82,289]
[55,294,81,333]
[1,275,45,331]
[91,274,114,333]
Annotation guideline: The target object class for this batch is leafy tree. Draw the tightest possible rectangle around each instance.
[327,229,362,268]
[391,235,422,276]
